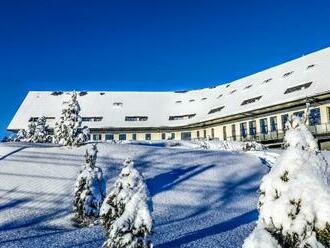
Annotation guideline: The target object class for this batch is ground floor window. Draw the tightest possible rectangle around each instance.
[328,107,330,123]
[281,114,289,130]
[196,131,200,139]
[105,133,114,141]
[211,128,215,139]
[119,133,126,141]
[203,130,207,139]
[171,133,175,140]
[249,121,256,136]
[260,118,268,134]
[223,126,227,140]
[231,124,236,141]
[161,133,166,140]
[132,133,137,140]
[270,116,278,132]
[93,134,102,141]
[181,132,192,140]
[293,111,304,118]
[309,108,321,126]
[145,133,151,140]
[240,122,247,138]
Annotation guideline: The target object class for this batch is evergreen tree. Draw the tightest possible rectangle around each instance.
[14,116,50,143]
[243,115,330,248]
[54,92,89,146]
[73,144,106,226]
[100,158,153,248]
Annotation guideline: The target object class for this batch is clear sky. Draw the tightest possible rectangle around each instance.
[1,0,330,137]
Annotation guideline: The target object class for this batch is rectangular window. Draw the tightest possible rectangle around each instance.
[181,132,192,140]
[281,114,289,130]
[82,117,103,122]
[196,131,200,139]
[93,134,102,141]
[203,130,207,139]
[260,118,268,134]
[171,133,176,140]
[240,122,247,138]
[145,133,151,140]
[249,121,256,136]
[293,111,304,118]
[169,114,196,121]
[119,134,126,141]
[309,108,321,126]
[211,128,215,139]
[208,106,225,114]
[105,134,114,141]
[328,107,330,123]
[125,116,148,122]
[241,96,262,106]
[284,82,312,94]
[161,133,166,140]
[132,133,137,140]
[223,126,227,141]
[231,124,236,141]
[270,116,278,132]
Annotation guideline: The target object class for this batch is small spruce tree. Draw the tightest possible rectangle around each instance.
[15,116,50,143]
[243,115,330,248]
[73,144,106,226]
[100,158,153,248]
[54,92,89,146]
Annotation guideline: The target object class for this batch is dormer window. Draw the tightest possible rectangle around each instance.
[125,116,148,122]
[201,97,207,101]
[307,64,315,70]
[244,84,252,89]
[82,117,103,122]
[226,84,231,88]
[284,82,312,94]
[217,94,223,99]
[282,71,294,78]
[208,106,225,114]
[189,99,195,102]
[169,114,196,121]
[241,96,262,105]
[113,102,123,108]
[230,90,237,94]
[262,78,272,84]
[175,100,182,104]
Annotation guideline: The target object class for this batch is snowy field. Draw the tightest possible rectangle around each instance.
[0,141,320,247]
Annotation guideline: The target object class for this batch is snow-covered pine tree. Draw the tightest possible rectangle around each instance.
[15,116,50,143]
[54,92,89,146]
[73,144,106,226]
[100,158,153,248]
[243,115,330,248]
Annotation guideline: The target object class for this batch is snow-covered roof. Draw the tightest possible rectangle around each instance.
[8,47,330,130]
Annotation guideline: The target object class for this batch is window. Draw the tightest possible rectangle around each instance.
[29,117,55,122]
[208,106,225,114]
[282,71,294,78]
[196,131,200,139]
[132,133,137,140]
[203,130,207,139]
[201,97,207,101]
[270,116,278,132]
[249,121,256,136]
[113,102,123,108]
[284,82,312,94]
[217,94,223,99]
[189,99,195,102]
[230,89,237,94]
[328,107,330,123]
[281,114,289,130]
[262,78,272,84]
[240,123,247,138]
[293,111,304,118]
[211,128,215,139]
[181,132,192,140]
[119,134,126,141]
[145,133,151,140]
[244,84,253,89]
[79,92,88,96]
[82,117,103,122]
[226,84,231,88]
[260,118,268,134]
[309,108,321,126]
[223,126,227,140]
[169,114,196,121]
[100,92,105,95]
[241,96,262,106]
[125,116,148,122]
[231,124,236,141]
[307,64,315,70]
[51,91,63,96]
[93,134,102,141]
[175,100,182,104]
[171,133,176,140]
[161,133,166,140]
[105,134,114,141]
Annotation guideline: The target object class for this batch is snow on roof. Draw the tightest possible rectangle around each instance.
[8,47,330,130]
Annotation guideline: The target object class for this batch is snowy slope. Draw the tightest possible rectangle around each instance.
[0,142,278,247]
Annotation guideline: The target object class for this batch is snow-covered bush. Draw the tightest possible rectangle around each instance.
[14,116,50,143]
[243,115,330,248]
[73,144,106,226]
[54,92,90,146]
[100,158,153,248]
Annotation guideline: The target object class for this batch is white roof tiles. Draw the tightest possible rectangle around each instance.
[8,47,330,130]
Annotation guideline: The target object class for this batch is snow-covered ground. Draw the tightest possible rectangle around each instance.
[0,141,323,247]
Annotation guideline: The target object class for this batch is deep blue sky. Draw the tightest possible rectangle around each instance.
[1,0,330,137]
